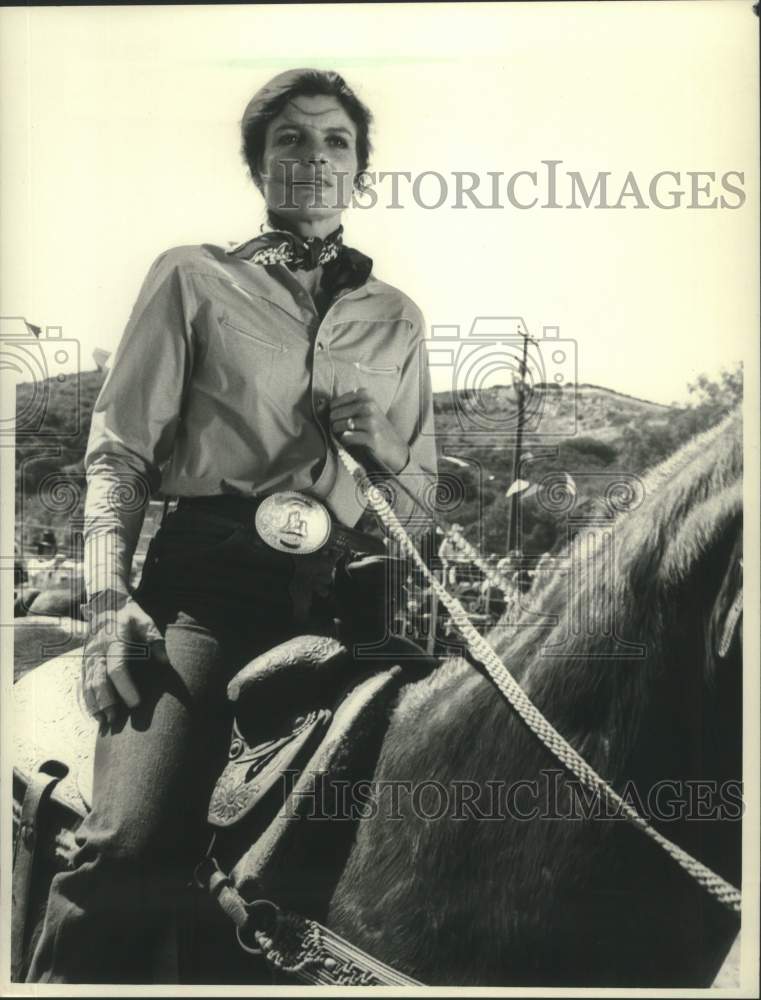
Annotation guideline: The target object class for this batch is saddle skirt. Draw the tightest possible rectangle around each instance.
[206,638,415,921]
[208,709,333,828]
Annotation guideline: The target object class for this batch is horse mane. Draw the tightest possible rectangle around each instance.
[396,410,743,776]
[330,412,743,984]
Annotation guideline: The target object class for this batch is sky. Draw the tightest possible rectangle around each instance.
[1,1,758,405]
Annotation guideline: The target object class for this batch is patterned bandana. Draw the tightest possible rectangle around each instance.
[228,226,374,295]
[238,225,344,272]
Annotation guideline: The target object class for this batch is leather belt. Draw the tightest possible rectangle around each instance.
[12,767,64,981]
[175,493,386,558]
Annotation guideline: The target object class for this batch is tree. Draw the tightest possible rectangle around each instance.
[672,363,743,442]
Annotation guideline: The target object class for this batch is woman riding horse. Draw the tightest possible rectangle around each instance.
[26,68,437,983]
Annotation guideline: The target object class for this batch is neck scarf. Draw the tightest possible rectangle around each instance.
[246,224,344,271]
[227,226,374,294]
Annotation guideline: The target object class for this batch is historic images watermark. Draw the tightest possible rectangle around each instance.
[280,771,745,824]
[273,161,747,212]
[422,318,577,437]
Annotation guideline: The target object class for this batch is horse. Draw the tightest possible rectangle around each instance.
[12,411,743,986]
[26,585,87,621]
[14,588,40,618]
[13,615,86,681]
[324,410,743,986]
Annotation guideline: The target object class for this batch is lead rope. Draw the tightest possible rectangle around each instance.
[353,442,525,599]
[444,522,522,600]
[336,444,742,915]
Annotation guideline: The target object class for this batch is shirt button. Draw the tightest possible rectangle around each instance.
[316,342,324,351]
[315,397,326,409]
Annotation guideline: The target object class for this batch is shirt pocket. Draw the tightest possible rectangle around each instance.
[354,359,403,412]
[331,356,402,413]
[219,315,289,381]
[329,320,407,412]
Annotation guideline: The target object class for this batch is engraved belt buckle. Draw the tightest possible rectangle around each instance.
[254,491,332,555]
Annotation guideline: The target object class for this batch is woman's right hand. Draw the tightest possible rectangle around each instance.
[82,598,169,727]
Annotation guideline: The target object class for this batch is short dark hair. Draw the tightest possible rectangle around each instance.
[241,69,373,192]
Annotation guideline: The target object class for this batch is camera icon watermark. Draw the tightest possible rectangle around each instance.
[0,317,81,444]
[517,467,647,658]
[422,318,578,442]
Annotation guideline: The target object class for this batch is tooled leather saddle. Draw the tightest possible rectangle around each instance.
[11,631,435,981]
[204,633,435,923]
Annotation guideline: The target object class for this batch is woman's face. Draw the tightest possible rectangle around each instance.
[260,95,359,226]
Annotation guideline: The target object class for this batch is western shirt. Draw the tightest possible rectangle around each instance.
[84,240,438,594]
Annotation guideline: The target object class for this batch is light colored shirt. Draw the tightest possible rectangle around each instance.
[84,240,438,595]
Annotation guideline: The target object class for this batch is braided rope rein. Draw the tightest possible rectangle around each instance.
[444,523,521,599]
[336,446,741,915]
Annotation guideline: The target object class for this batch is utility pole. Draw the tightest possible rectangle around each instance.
[507,332,529,555]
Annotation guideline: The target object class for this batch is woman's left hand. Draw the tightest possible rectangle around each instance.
[330,388,410,473]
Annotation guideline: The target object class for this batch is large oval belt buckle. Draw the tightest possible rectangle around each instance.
[254,491,332,555]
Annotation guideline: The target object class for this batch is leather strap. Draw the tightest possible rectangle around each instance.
[246,902,423,986]
[196,856,422,986]
[12,768,64,981]
[329,522,385,557]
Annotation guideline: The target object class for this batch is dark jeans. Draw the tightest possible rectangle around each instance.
[26,508,341,984]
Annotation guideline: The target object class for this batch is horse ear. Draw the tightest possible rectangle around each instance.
[707,533,743,667]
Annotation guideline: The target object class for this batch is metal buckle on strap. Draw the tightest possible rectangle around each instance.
[255,491,332,555]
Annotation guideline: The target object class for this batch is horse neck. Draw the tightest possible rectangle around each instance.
[479,414,743,791]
